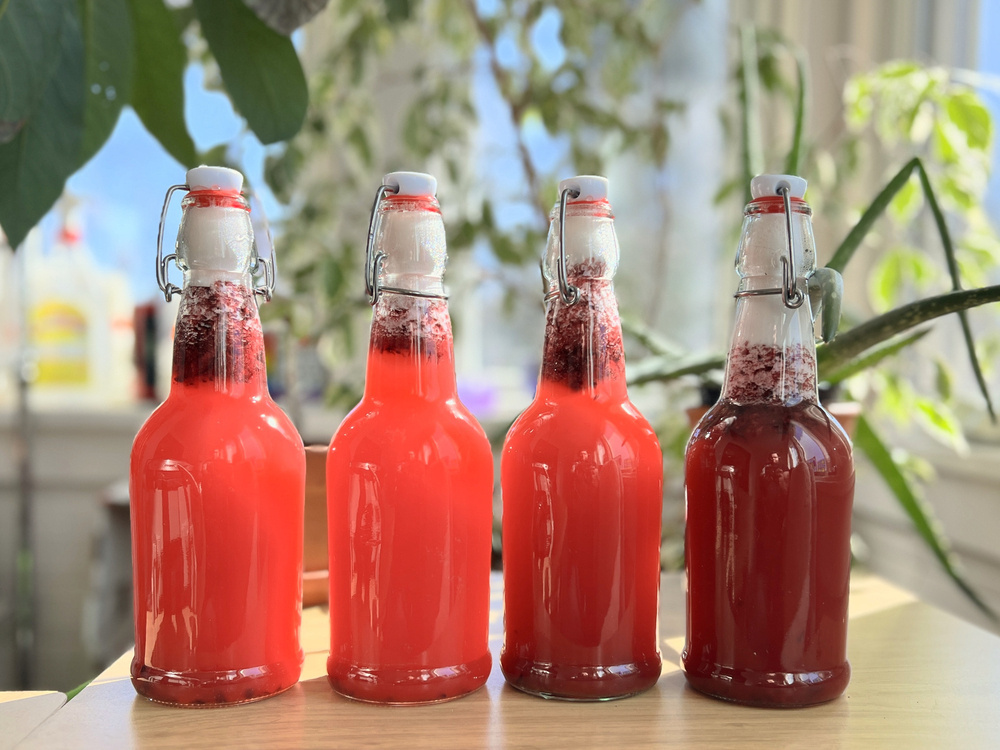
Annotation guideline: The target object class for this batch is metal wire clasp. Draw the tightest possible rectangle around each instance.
[155,183,276,304]
[733,184,805,309]
[156,184,187,302]
[555,186,582,306]
[363,182,448,306]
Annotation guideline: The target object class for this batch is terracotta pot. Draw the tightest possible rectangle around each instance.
[303,444,329,607]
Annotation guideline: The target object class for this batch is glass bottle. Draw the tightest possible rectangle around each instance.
[501,176,663,700]
[326,171,493,704]
[682,174,855,707]
[130,166,306,706]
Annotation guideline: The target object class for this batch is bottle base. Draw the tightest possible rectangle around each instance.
[327,651,492,705]
[682,659,850,708]
[131,657,302,707]
[500,652,662,701]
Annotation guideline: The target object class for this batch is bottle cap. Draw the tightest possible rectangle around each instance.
[186,165,244,193]
[558,175,608,202]
[750,174,807,200]
[384,171,437,197]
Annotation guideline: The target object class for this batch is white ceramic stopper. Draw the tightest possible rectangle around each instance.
[750,174,807,200]
[558,175,609,202]
[384,171,437,197]
[187,165,244,192]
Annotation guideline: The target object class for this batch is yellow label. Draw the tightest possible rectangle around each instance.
[31,300,89,385]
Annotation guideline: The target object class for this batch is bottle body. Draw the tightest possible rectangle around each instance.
[682,178,854,707]
[501,186,663,700]
[130,177,305,706]
[326,184,493,704]
[130,280,305,706]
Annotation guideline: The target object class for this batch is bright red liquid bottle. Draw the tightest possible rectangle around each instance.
[683,174,855,707]
[326,172,493,704]
[130,167,305,706]
[501,176,663,701]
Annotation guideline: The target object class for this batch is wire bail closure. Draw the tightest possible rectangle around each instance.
[364,182,448,306]
[733,184,805,309]
[555,186,582,306]
[155,183,276,303]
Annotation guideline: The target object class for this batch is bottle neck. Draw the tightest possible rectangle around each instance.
[170,277,268,398]
[721,293,818,405]
[723,199,819,405]
[539,264,627,400]
[364,293,457,401]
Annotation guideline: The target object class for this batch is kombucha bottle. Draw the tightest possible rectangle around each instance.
[326,171,493,704]
[130,166,306,706]
[683,174,855,707]
[501,176,663,700]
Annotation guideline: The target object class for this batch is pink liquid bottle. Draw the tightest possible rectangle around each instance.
[130,167,305,706]
[501,176,664,700]
[683,174,855,707]
[326,171,493,704]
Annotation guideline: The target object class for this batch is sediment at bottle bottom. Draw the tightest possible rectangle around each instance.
[131,658,302,707]
[682,659,851,708]
[500,653,662,701]
[326,651,492,705]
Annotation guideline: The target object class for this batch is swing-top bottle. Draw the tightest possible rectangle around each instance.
[130,166,306,706]
[683,174,855,707]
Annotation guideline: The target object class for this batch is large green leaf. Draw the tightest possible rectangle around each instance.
[0,0,71,139]
[125,0,196,167]
[854,415,996,620]
[193,0,307,145]
[243,0,330,35]
[78,0,133,165]
[0,2,84,248]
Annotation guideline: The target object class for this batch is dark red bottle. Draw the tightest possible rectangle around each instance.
[683,174,855,707]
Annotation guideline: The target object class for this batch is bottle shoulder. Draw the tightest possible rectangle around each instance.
[688,400,853,461]
[132,391,303,460]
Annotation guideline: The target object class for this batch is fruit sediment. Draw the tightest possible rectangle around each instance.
[130,282,304,707]
[501,259,663,700]
[683,342,854,707]
[326,294,493,704]
[540,259,624,391]
[172,281,264,385]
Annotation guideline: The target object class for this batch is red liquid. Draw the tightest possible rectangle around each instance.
[130,282,305,706]
[501,269,663,700]
[326,300,493,704]
[683,400,854,707]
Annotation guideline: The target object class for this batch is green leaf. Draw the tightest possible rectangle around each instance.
[627,353,727,387]
[79,0,133,165]
[126,0,196,167]
[738,23,762,205]
[915,397,967,451]
[782,47,807,176]
[888,172,920,223]
[0,2,84,248]
[243,0,330,35]
[0,0,70,136]
[854,415,995,620]
[194,0,307,144]
[816,284,1000,374]
[820,329,930,385]
[946,89,992,151]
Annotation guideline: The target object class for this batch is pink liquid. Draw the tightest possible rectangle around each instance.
[683,400,854,707]
[130,282,304,706]
[326,300,493,704]
[501,269,663,700]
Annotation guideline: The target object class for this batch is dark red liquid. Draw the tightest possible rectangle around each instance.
[326,299,493,704]
[683,400,854,707]
[501,270,663,700]
[130,282,305,706]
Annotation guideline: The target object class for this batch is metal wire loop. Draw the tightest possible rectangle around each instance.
[156,184,187,302]
[733,184,805,309]
[364,183,448,305]
[557,187,582,306]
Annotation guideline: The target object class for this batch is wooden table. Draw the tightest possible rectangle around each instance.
[17,573,1000,749]
[0,692,65,750]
